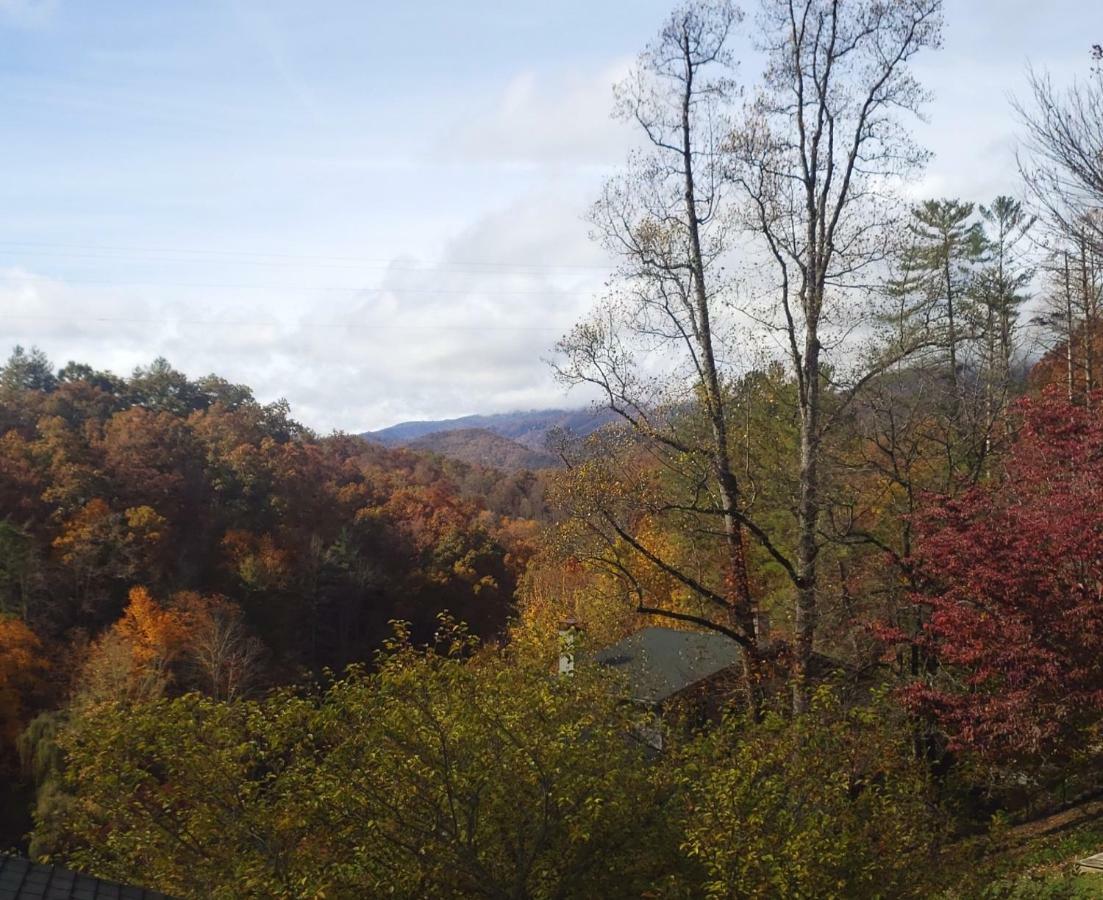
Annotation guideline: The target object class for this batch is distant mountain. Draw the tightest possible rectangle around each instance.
[407,428,561,471]
[364,408,616,454]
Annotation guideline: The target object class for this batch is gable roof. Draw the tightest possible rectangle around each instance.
[0,854,173,900]
[593,627,742,705]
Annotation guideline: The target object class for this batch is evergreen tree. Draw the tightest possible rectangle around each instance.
[894,200,987,395]
[0,345,57,395]
[973,196,1035,432]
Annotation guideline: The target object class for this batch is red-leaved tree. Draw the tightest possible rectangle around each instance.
[903,389,1103,764]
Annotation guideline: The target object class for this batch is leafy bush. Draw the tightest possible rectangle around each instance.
[42,626,681,898]
[678,690,945,899]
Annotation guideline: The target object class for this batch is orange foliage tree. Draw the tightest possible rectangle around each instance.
[0,617,48,760]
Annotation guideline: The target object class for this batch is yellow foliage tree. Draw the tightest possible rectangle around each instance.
[79,586,191,705]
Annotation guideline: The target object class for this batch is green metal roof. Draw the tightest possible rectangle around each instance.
[593,627,742,705]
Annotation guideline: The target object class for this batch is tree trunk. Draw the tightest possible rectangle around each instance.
[1065,251,1076,403]
[679,28,761,717]
[944,252,959,408]
[1081,234,1095,405]
[793,330,821,714]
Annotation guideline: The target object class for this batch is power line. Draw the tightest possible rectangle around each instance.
[0,239,614,275]
[0,313,564,332]
[0,272,596,297]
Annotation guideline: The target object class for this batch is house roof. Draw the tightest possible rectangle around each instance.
[593,626,742,705]
[0,854,173,900]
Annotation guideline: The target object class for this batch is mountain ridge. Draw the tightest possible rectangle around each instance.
[406,428,561,471]
[361,407,616,471]
[363,407,616,452]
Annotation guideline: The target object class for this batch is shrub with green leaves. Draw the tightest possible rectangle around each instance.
[41,625,682,899]
[678,690,945,900]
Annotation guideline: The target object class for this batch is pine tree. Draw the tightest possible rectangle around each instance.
[895,200,987,397]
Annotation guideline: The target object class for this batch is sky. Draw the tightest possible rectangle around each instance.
[0,0,1096,433]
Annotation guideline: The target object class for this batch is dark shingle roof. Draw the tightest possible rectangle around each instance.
[0,854,173,900]
[593,626,742,705]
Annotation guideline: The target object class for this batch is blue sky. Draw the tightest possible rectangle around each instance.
[0,0,1096,431]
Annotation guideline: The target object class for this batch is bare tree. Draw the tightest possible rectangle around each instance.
[1016,56,1103,256]
[554,1,776,714]
[1034,227,1103,404]
[188,602,264,701]
[1017,51,1103,405]
[730,0,942,711]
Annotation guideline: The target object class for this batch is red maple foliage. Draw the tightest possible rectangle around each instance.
[903,388,1103,764]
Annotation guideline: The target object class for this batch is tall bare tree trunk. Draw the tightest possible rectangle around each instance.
[1065,251,1076,403]
[1081,233,1096,405]
[793,330,821,712]
[679,28,763,714]
[556,2,765,719]
[944,253,959,401]
[732,0,943,713]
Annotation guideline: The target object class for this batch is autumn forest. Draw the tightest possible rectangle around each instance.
[3,1,1103,897]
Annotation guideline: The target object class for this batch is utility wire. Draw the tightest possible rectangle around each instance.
[0,273,595,297]
[0,239,614,275]
[0,313,563,332]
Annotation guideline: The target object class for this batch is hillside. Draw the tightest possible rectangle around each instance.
[407,428,561,471]
[364,407,616,453]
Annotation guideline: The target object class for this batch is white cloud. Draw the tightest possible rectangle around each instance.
[275,185,613,431]
[0,181,613,434]
[438,61,637,168]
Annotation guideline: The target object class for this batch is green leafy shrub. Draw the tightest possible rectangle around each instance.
[40,625,682,898]
[678,689,945,899]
